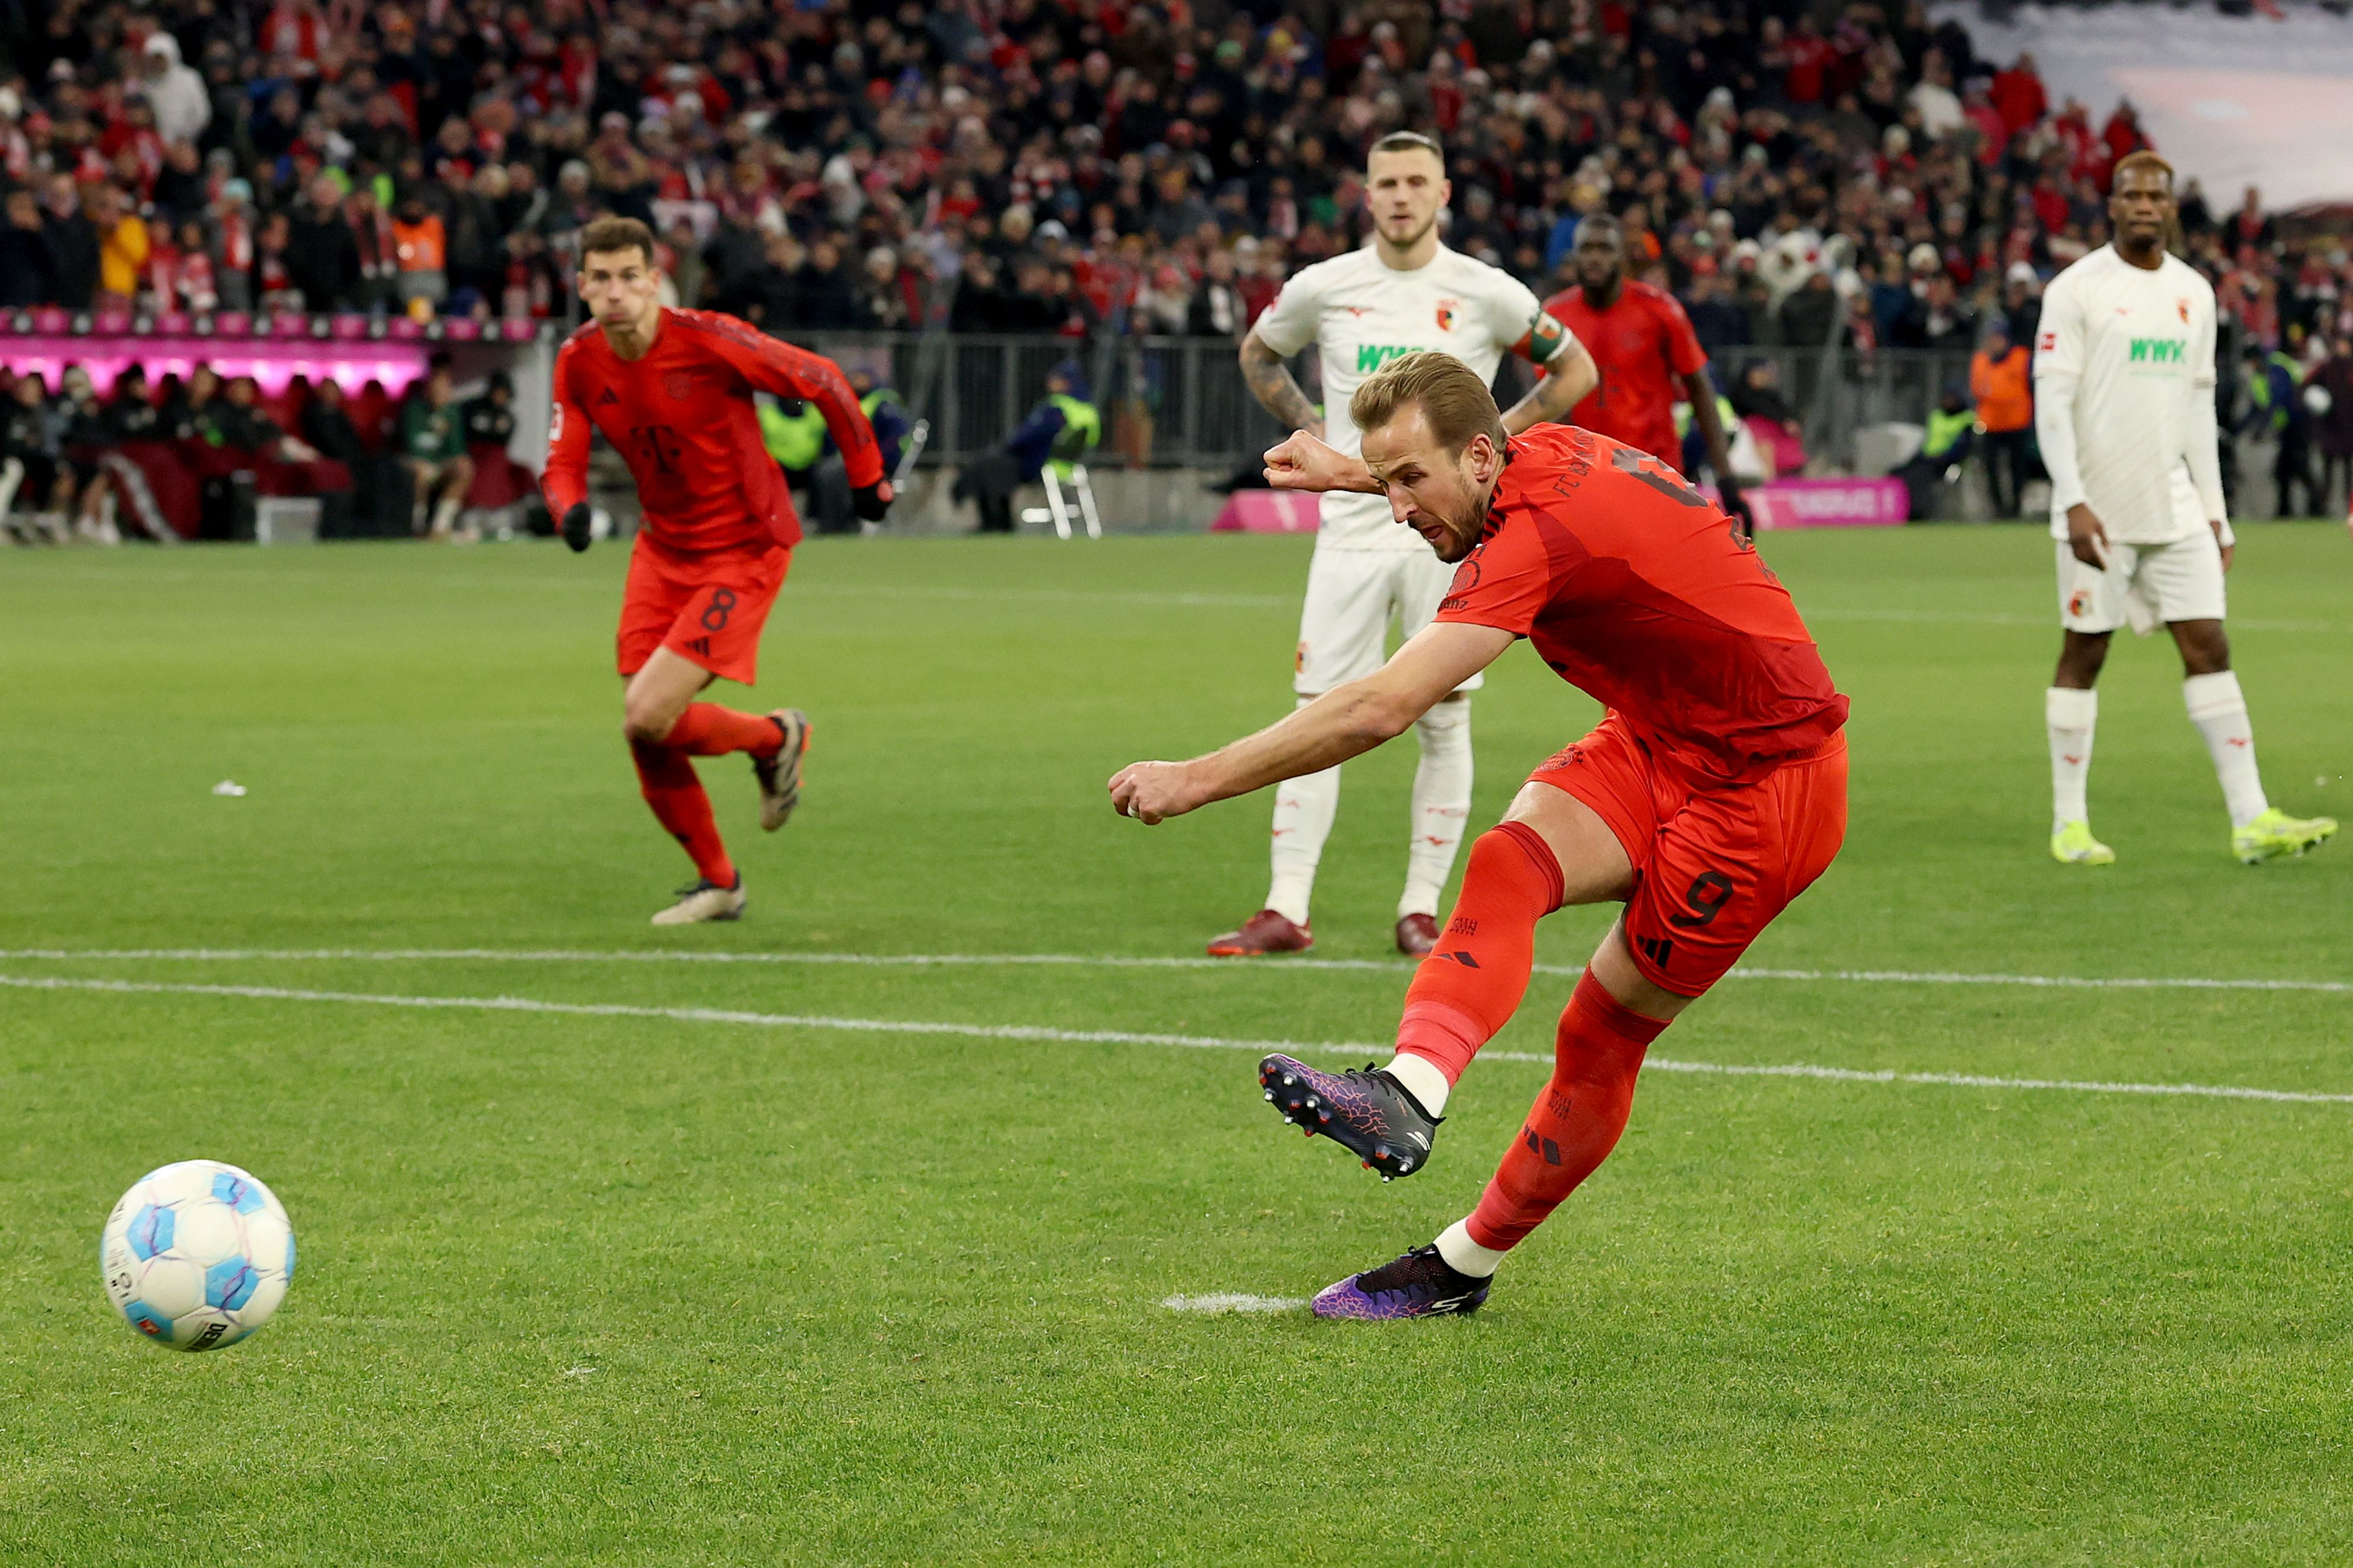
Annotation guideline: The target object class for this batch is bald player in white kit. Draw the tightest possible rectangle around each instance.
[1212,131,1599,958]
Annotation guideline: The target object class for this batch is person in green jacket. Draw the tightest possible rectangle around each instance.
[954,359,1100,533]
[1898,383,1978,521]
[399,356,475,541]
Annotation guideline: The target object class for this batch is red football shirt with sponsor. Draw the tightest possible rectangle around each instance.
[1539,279,1709,466]
[542,307,882,555]
[1435,425,1847,782]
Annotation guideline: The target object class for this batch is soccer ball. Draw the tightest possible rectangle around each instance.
[99,1161,296,1352]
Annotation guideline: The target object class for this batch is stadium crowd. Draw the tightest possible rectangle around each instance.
[4,0,2353,538]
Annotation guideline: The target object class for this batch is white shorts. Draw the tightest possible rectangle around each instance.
[1294,546,1484,696]
[2056,530,2225,636]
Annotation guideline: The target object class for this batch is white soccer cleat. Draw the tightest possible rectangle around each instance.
[651,876,746,925]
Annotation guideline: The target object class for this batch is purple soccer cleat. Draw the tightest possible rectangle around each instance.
[1312,1245,1491,1320]
[1257,1054,1441,1182]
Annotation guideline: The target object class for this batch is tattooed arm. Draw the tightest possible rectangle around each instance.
[1498,311,1599,435]
[1239,326,1323,437]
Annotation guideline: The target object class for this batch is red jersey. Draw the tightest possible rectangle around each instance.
[543,308,883,554]
[1435,426,1847,782]
[1539,279,1709,467]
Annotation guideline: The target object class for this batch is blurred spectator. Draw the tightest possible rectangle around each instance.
[1187,248,1247,339]
[399,361,474,541]
[95,189,152,308]
[2242,342,2316,516]
[105,367,164,442]
[955,359,1099,533]
[137,34,211,147]
[2311,336,2353,516]
[1896,274,1979,351]
[0,191,58,308]
[1778,271,1842,350]
[462,373,518,454]
[1732,360,1808,478]
[1686,273,1752,354]
[1969,319,2035,518]
[392,195,449,311]
[1898,384,1979,521]
[302,381,369,467]
[285,176,360,315]
[2,373,69,539]
[217,376,324,464]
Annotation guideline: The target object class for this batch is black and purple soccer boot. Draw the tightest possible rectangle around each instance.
[1312,1244,1491,1320]
[1257,1055,1440,1182]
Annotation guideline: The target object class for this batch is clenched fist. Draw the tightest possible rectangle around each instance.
[1262,431,1367,494]
[1107,761,1206,825]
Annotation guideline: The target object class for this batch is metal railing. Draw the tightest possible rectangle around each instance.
[782,330,1985,473]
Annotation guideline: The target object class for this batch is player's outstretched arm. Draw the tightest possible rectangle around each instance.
[702,318,895,515]
[1498,315,1597,434]
[1262,431,1381,494]
[1109,622,1513,824]
[1238,328,1323,436]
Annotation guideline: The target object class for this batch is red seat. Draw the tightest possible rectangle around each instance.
[465,441,534,508]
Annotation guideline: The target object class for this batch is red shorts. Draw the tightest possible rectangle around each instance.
[616,535,790,686]
[1528,713,1848,997]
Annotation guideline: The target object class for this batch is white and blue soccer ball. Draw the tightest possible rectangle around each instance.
[99,1160,295,1352]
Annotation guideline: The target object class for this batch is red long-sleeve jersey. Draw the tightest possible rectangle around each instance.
[542,308,883,553]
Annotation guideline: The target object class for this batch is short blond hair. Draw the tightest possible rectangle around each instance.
[1349,351,1507,456]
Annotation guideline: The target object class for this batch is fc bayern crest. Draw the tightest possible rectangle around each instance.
[662,371,695,399]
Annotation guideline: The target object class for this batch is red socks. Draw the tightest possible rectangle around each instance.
[664,703,783,758]
[1465,968,1667,1253]
[629,707,778,883]
[629,739,735,886]
[1394,820,1565,1085]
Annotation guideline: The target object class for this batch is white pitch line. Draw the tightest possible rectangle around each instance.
[7,972,2351,1107]
[1162,1294,1307,1314]
[4,948,2351,996]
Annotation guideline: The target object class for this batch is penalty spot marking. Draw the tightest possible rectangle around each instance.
[5,948,2352,997]
[1162,1294,1307,1315]
[6,972,2352,1108]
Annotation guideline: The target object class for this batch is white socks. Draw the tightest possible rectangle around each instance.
[1382,1051,1452,1117]
[1401,696,1474,919]
[2184,670,2269,827]
[2046,686,2097,828]
[1434,1218,1508,1279]
[1265,699,1340,926]
[2051,675,2271,832]
[1266,695,1475,926]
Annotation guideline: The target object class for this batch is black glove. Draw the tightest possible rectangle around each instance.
[1718,478,1754,542]
[852,479,893,522]
[561,502,592,553]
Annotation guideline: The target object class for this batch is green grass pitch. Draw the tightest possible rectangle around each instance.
[4,523,2351,1564]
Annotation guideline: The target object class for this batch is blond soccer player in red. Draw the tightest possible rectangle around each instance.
[544,217,891,924]
[1111,352,1848,1319]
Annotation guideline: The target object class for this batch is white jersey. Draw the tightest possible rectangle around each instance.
[1253,243,1551,551]
[2032,244,2226,546]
